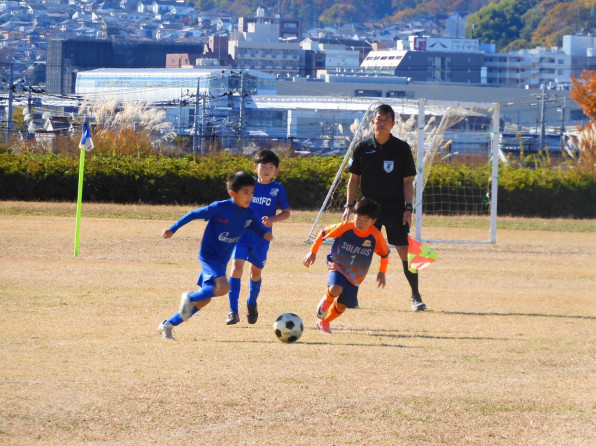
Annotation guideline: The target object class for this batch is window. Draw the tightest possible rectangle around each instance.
[355,89,382,97]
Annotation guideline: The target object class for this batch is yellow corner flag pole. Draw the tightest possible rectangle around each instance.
[74,122,94,257]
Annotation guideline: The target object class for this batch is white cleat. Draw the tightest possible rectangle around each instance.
[157,320,175,340]
[179,292,195,321]
[316,296,331,319]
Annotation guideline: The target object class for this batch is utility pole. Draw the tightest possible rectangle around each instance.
[7,63,14,139]
[539,83,546,151]
[239,71,245,152]
[193,77,200,154]
[200,93,206,153]
[560,98,566,153]
[178,90,183,136]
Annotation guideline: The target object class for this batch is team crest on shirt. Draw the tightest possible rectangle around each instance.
[270,188,279,197]
[244,219,252,228]
[383,161,394,173]
[362,240,372,247]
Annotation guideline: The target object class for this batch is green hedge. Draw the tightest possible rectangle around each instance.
[1,153,594,218]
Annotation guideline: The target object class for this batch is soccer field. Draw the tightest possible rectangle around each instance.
[1,202,595,445]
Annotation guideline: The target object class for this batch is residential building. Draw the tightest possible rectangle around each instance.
[361,35,484,83]
[228,11,301,75]
[484,47,572,88]
[562,34,596,78]
[238,6,300,40]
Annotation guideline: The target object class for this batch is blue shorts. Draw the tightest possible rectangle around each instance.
[231,240,269,269]
[197,258,227,286]
[328,270,359,308]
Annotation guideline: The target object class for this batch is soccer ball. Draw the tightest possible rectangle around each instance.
[273,313,304,343]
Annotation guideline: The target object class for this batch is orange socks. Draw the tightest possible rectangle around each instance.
[322,301,344,323]
[325,288,335,303]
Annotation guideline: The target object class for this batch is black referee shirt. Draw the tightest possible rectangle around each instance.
[349,135,417,211]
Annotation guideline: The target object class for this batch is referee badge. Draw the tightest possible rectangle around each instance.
[383,161,394,173]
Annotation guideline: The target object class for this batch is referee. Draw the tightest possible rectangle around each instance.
[343,103,427,311]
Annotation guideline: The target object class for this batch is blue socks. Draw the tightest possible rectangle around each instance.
[228,278,262,311]
[167,285,215,326]
[228,277,241,313]
[188,284,214,302]
[248,279,261,307]
[167,306,199,326]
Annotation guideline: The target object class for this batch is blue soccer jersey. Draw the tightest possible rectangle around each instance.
[238,179,289,246]
[169,198,268,265]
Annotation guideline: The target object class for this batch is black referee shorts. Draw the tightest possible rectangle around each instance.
[374,210,409,247]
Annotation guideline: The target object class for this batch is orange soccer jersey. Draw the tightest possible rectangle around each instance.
[310,221,390,286]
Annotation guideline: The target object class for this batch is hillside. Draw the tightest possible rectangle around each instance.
[191,0,596,51]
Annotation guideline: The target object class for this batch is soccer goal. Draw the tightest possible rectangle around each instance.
[305,99,501,245]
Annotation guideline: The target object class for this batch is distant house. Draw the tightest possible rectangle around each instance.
[165,53,201,68]
[43,116,72,133]
[0,1,20,13]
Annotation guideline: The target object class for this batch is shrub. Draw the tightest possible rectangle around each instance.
[0,153,594,217]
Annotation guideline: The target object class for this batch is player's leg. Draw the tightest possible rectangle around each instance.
[323,277,355,326]
[158,295,205,340]
[317,272,347,333]
[384,220,426,311]
[227,255,247,325]
[246,264,263,324]
[181,263,228,320]
[245,244,267,324]
[317,285,339,319]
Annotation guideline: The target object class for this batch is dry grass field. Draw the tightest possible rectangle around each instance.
[1,201,595,445]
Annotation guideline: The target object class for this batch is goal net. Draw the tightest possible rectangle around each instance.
[305,99,501,245]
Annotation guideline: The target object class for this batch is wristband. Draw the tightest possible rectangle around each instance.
[344,203,354,209]
[404,203,413,212]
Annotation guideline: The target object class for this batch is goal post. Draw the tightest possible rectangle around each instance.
[305,98,501,245]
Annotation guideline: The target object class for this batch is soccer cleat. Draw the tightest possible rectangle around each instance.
[246,304,258,324]
[316,296,331,319]
[411,293,427,312]
[157,320,175,340]
[226,311,240,325]
[179,292,195,321]
[317,320,331,334]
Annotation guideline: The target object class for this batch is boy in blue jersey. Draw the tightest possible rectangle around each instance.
[226,149,290,325]
[157,171,273,340]
[303,198,389,334]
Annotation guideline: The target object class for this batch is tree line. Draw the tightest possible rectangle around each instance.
[187,0,595,51]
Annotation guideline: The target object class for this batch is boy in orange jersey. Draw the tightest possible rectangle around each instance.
[303,198,390,334]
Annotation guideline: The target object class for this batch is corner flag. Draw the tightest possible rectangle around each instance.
[74,122,94,257]
[79,122,94,152]
[407,236,437,273]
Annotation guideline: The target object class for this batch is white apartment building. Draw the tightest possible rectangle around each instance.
[483,47,571,89]
[228,12,301,75]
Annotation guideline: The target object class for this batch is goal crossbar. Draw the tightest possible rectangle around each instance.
[305,98,501,245]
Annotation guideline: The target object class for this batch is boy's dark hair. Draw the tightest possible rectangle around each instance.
[254,149,280,168]
[227,171,255,192]
[354,198,381,219]
[373,103,395,122]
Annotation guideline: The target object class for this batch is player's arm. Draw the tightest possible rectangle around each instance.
[303,251,316,267]
[376,272,386,288]
[262,208,290,227]
[304,229,324,267]
[248,210,274,241]
[343,173,360,221]
[374,231,390,287]
[402,175,415,226]
[305,222,349,268]
[162,205,212,238]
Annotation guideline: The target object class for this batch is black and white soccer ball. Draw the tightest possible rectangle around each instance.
[273,313,304,343]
